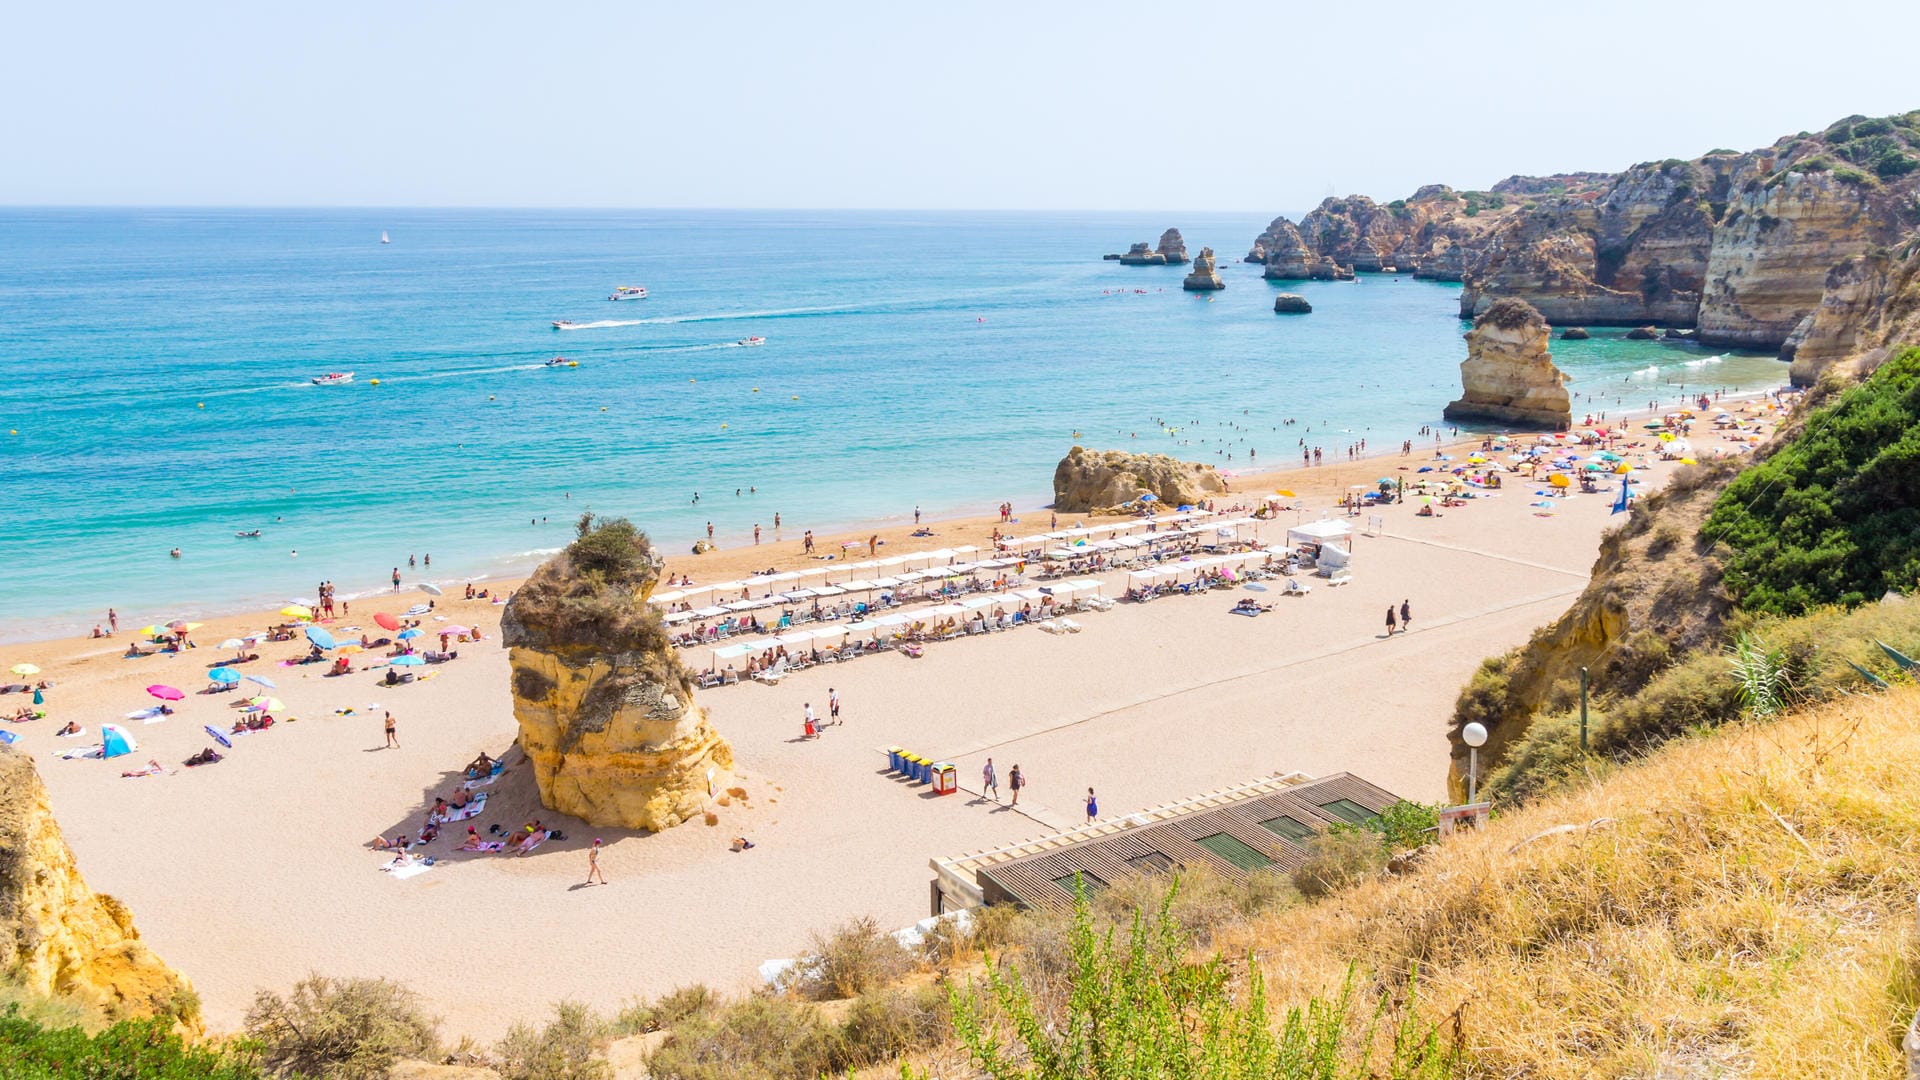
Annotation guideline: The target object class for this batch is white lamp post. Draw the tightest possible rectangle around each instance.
[1462,722,1488,804]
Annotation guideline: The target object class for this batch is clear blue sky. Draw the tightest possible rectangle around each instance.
[5,0,1916,211]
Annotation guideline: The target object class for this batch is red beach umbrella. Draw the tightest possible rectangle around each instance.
[145,684,185,701]
[374,612,402,632]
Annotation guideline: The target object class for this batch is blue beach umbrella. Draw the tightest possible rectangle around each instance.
[304,625,336,650]
[0,729,18,746]
[208,667,241,684]
[396,628,422,640]
[390,654,424,667]
[203,725,232,749]
[246,674,276,689]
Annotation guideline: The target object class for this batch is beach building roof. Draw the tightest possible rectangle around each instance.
[928,771,1402,914]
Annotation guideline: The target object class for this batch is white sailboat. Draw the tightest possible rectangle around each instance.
[380,230,391,244]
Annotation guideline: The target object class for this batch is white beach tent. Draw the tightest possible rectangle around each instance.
[1286,518,1353,554]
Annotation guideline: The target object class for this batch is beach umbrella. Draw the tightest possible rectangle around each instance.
[245,674,276,688]
[396,628,422,640]
[207,667,241,684]
[419,583,444,596]
[280,605,313,620]
[304,625,337,650]
[373,612,401,631]
[145,684,184,701]
[1274,489,1296,498]
[438,625,470,636]
[0,729,17,746]
[217,638,244,650]
[244,696,285,711]
[1549,474,1571,489]
[10,663,38,676]
[390,654,425,667]
[203,725,232,749]
[335,644,364,655]
[100,724,136,758]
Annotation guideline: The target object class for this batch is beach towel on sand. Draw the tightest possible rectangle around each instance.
[431,792,487,823]
[462,841,507,853]
[384,861,432,880]
[517,832,549,855]
[462,773,499,790]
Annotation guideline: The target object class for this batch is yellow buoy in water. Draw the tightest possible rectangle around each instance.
[197,402,204,408]
[601,407,607,412]
[791,396,799,401]
[721,423,729,429]
[488,395,495,401]
[370,379,380,386]
[752,388,760,393]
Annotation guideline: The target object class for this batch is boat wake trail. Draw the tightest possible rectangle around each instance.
[554,319,647,330]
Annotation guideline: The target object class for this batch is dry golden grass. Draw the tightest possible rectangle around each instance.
[1229,685,1920,1078]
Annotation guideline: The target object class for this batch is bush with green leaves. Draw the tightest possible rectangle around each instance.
[938,880,1456,1079]
[495,1001,612,1080]
[0,1006,265,1079]
[243,974,440,1080]
[1366,800,1441,850]
[1290,828,1389,900]
[1705,347,1920,615]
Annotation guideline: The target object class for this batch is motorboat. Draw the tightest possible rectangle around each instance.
[607,285,648,301]
[311,372,354,386]
[737,336,766,347]
[545,356,577,368]
[235,530,262,538]
[552,320,578,330]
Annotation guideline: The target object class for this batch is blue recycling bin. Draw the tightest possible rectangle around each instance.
[914,757,931,784]
[887,746,904,773]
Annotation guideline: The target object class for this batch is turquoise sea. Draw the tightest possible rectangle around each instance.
[0,209,1788,640]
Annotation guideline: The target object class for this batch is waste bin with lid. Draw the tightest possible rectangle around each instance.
[931,762,957,795]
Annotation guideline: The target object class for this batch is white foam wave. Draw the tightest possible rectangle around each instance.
[1628,364,1661,380]
[1682,354,1726,368]
[554,319,645,330]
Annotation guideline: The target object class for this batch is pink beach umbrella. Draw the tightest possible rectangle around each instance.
[145,684,185,701]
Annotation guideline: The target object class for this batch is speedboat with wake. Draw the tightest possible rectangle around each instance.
[311,372,354,386]
[738,336,766,347]
[552,320,579,330]
[608,285,648,301]
[545,356,578,368]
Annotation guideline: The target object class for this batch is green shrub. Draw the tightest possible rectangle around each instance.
[0,1007,265,1079]
[1291,829,1388,900]
[243,974,440,1080]
[837,985,948,1067]
[940,883,1456,1079]
[495,1001,611,1080]
[782,916,914,1001]
[612,984,718,1037]
[1484,712,1599,804]
[1706,347,1920,615]
[1368,800,1441,850]
[644,995,840,1080]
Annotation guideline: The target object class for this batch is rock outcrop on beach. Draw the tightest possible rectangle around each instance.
[1245,111,1920,377]
[1559,327,1590,340]
[1182,247,1225,291]
[1442,299,1571,429]
[0,747,196,1022]
[502,515,733,833]
[1053,446,1225,514]
[1156,228,1189,264]
[1273,294,1312,314]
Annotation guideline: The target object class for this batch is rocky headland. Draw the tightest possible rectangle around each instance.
[502,515,733,832]
[0,747,195,1023]
[1441,299,1572,429]
[1181,246,1224,291]
[1111,227,1189,265]
[1246,111,1920,383]
[1053,446,1226,514]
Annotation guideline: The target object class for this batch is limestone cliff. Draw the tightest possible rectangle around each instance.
[1788,239,1920,384]
[1053,446,1225,514]
[1155,228,1189,265]
[0,747,195,1022]
[1181,247,1224,291]
[1441,299,1571,429]
[1248,111,1920,370]
[502,516,733,832]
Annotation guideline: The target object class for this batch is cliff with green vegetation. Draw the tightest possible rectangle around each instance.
[1250,110,1920,379]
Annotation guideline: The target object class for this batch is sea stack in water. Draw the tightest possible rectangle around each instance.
[1053,446,1226,514]
[1443,299,1572,429]
[1117,242,1166,265]
[503,514,733,832]
[1273,293,1312,314]
[1156,228,1189,264]
[0,747,197,1023]
[1559,327,1590,340]
[1182,247,1225,291]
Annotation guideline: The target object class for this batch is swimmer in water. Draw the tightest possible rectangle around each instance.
[169,547,181,558]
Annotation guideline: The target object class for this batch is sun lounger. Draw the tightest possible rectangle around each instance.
[1058,618,1082,633]
[1284,579,1312,596]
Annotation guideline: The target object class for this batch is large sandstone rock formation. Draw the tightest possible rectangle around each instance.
[1442,299,1572,429]
[1053,446,1226,514]
[1155,228,1189,265]
[502,516,733,832]
[0,747,195,1021]
[1182,247,1224,291]
[1245,111,1920,376]
[1787,244,1920,384]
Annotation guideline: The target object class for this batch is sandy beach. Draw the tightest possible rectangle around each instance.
[3,396,1782,1038]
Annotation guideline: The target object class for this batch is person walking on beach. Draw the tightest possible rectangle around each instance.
[1008,765,1025,807]
[108,608,118,634]
[1084,787,1098,823]
[802,702,818,740]
[392,567,401,591]
[914,506,921,524]
[753,524,761,545]
[773,512,780,530]
[586,838,607,886]
[828,687,840,726]
[383,710,399,748]
[706,522,714,540]
[982,758,998,801]
[1385,606,1398,636]
[868,534,878,556]
[1400,599,1412,631]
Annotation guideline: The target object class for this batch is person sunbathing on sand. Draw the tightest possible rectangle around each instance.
[465,752,495,780]
[431,797,450,820]
[447,787,473,809]
[121,759,164,778]
[56,721,80,736]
